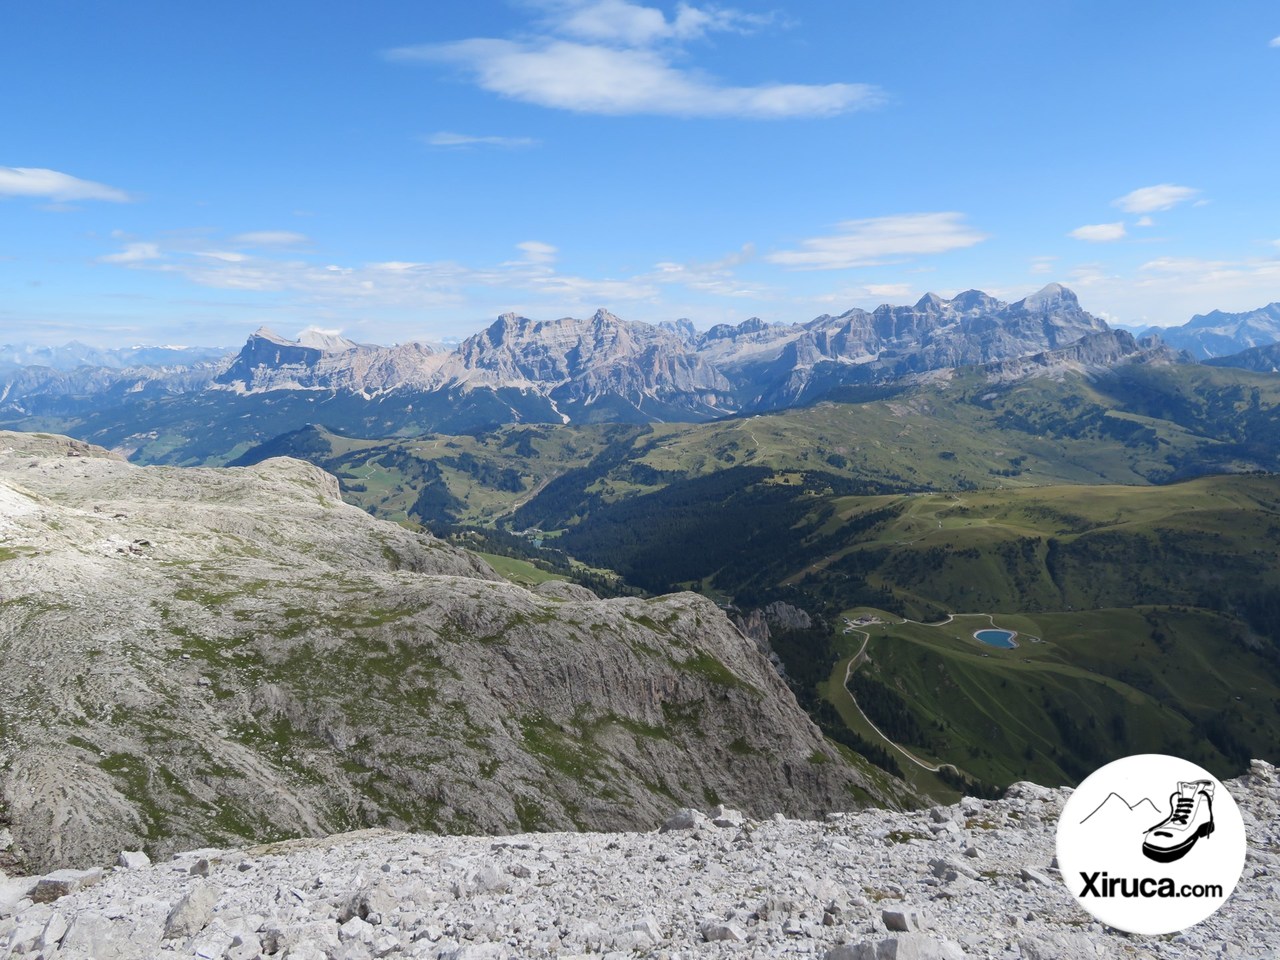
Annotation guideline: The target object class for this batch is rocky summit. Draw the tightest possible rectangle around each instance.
[0,432,894,875]
[1,760,1276,959]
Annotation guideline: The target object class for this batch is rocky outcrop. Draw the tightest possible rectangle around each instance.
[0,433,894,873]
[978,329,1185,383]
[452,309,734,418]
[3,760,1275,959]
[212,328,451,395]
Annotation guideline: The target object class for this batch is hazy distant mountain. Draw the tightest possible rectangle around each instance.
[698,283,1114,409]
[1143,302,1280,359]
[214,326,449,394]
[0,360,226,419]
[0,340,229,371]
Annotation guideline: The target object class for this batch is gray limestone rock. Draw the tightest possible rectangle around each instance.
[162,883,219,940]
[116,851,150,870]
[2,763,1276,959]
[882,907,928,932]
[699,920,747,942]
[31,868,103,903]
[660,808,711,832]
[828,933,966,959]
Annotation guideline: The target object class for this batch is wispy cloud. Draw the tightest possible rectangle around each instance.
[767,213,988,270]
[0,166,131,203]
[388,2,880,120]
[1029,256,1058,275]
[652,244,764,297]
[1270,35,1280,48]
[230,230,310,248]
[1069,222,1127,243]
[1065,254,1280,325]
[98,242,162,264]
[809,282,916,306]
[95,233,750,311]
[1113,184,1199,214]
[425,131,541,149]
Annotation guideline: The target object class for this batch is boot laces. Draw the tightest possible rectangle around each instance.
[1170,796,1195,825]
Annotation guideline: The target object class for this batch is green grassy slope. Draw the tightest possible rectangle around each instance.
[223,364,1280,790]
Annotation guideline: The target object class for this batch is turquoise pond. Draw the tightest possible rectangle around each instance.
[974,628,1018,649]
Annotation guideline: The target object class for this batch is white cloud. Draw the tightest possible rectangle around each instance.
[98,242,162,264]
[767,213,988,270]
[1029,256,1057,275]
[393,39,878,118]
[98,235,666,310]
[550,0,770,46]
[231,231,310,247]
[651,244,762,297]
[1069,222,1127,243]
[514,240,558,264]
[1063,255,1280,326]
[1113,184,1199,214]
[95,230,786,318]
[0,166,131,202]
[557,0,675,45]
[425,131,540,148]
[389,4,879,122]
[1134,215,1155,228]
[1271,35,1280,47]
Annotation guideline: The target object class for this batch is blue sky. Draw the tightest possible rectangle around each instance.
[3,1,1279,346]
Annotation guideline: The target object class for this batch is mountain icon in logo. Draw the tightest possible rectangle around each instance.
[1079,792,1162,827]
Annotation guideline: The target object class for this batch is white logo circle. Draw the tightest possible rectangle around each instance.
[1056,754,1246,935]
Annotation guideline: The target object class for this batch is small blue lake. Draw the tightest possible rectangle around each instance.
[974,628,1018,649]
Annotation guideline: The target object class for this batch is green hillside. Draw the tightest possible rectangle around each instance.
[225,364,1280,791]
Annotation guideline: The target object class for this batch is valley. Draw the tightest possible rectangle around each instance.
[4,288,1280,872]
[221,364,1280,797]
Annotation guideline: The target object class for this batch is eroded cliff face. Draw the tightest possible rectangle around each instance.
[0,433,903,872]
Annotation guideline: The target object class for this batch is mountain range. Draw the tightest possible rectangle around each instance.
[0,284,1230,464]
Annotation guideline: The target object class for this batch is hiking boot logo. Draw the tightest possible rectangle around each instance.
[1056,754,1246,936]
[1142,780,1215,863]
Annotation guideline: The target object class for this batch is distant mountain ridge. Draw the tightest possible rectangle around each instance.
[0,341,229,371]
[206,283,1124,413]
[0,284,1229,462]
[1204,340,1280,373]
[1143,302,1280,359]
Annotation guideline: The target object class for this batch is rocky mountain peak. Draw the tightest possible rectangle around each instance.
[1017,283,1078,312]
[590,307,623,326]
[658,318,698,344]
[294,327,358,353]
[248,326,292,345]
[948,289,1003,313]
